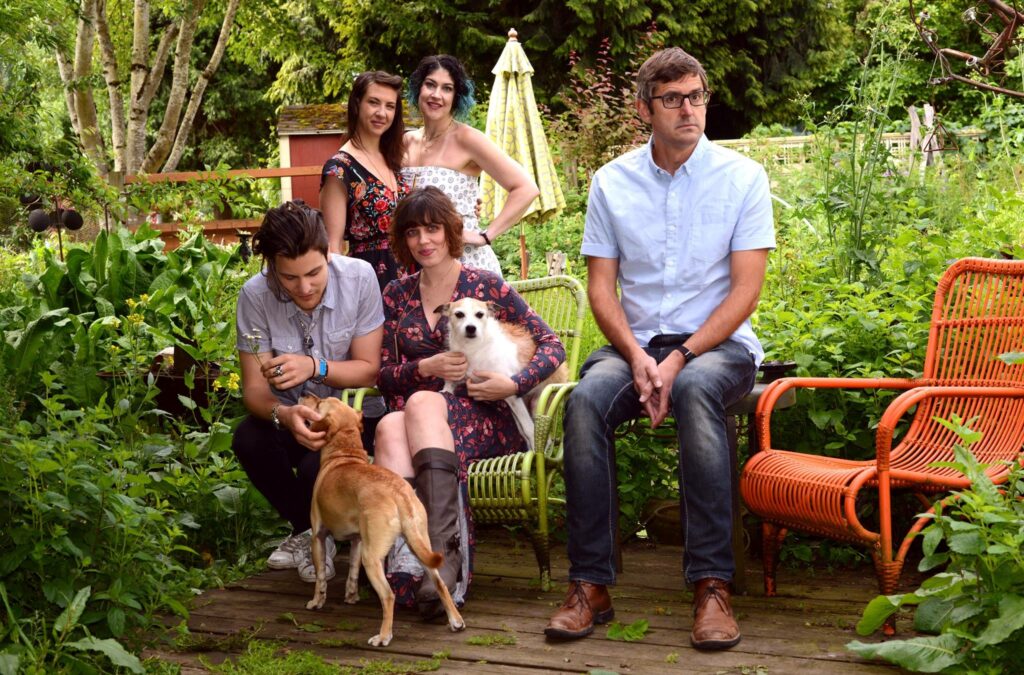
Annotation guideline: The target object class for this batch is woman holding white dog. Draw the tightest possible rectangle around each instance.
[401,54,539,277]
[374,186,564,617]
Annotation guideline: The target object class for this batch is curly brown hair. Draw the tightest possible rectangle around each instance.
[390,186,464,268]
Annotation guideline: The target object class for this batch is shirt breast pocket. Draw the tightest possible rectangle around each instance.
[325,327,353,358]
[269,337,299,356]
[683,206,733,284]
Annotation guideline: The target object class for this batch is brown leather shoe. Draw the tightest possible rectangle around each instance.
[544,581,614,640]
[690,578,741,650]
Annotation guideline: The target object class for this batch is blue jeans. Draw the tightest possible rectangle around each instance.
[563,340,757,586]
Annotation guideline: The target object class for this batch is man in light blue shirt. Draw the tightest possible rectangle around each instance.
[545,48,775,650]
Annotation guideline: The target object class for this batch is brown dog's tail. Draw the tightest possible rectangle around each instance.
[399,491,444,569]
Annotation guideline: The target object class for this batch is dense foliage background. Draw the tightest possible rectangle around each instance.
[3,0,1024,671]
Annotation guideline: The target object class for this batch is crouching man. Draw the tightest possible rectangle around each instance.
[233,201,383,583]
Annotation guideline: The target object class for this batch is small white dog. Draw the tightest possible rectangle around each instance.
[437,297,567,450]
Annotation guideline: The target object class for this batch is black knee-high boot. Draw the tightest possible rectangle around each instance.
[412,447,463,618]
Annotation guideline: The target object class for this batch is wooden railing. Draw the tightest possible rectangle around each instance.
[129,129,988,248]
[122,165,321,249]
[716,129,985,167]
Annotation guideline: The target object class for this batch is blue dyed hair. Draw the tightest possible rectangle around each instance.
[407,55,476,121]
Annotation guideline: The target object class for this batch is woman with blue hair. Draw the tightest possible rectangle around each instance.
[402,55,539,277]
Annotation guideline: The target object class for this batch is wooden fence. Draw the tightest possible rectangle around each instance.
[122,165,321,249]
[124,130,986,248]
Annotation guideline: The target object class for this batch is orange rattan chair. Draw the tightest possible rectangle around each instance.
[739,257,1024,630]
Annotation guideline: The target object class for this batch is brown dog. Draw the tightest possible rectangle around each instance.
[299,394,465,646]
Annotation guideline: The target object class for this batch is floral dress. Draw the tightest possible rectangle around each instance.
[379,266,565,605]
[321,151,409,291]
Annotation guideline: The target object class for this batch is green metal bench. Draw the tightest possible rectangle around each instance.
[341,275,587,591]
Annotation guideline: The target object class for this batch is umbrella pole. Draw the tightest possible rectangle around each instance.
[519,221,528,279]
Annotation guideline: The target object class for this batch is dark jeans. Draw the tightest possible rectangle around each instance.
[233,412,383,534]
[233,415,320,534]
[563,339,757,586]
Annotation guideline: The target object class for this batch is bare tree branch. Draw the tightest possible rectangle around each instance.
[126,0,151,174]
[55,49,82,141]
[72,0,109,176]
[164,0,243,171]
[94,0,127,172]
[141,0,206,174]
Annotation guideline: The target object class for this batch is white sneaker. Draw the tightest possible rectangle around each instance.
[267,530,311,570]
[297,535,336,583]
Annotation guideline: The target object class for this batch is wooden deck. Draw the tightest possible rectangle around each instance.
[145,530,906,673]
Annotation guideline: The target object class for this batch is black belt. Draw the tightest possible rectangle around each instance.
[648,333,691,348]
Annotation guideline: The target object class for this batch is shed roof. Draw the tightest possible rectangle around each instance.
[277,103,421,136]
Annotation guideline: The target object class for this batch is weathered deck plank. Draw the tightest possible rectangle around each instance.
[145,530,905,673]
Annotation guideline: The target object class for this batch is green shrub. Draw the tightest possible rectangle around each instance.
[848,415,1024,672]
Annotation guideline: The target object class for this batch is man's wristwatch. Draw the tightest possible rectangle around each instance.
[675,345,697,363]
[271,403,282,430]
[310,357,328,385]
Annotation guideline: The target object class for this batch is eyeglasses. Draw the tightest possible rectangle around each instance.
[649,90,711,109]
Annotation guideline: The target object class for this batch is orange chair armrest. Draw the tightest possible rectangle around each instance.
[875,385,1024,466]
[755,377,921,451]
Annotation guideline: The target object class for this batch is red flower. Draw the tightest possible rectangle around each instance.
[374,199,389,212]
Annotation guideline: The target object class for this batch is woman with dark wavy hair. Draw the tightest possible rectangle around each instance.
[403,55,539,277]
[320,71,409,291]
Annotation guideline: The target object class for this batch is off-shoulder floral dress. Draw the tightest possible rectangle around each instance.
[378,266,565,605]
[321,151,409,291]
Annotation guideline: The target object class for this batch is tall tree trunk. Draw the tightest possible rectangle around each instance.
[55,50,82,142]
[70,0,109,176]
[126,0,150,175]
[94,0,127,172]
[141,0,206,174]
[163,0,242,171]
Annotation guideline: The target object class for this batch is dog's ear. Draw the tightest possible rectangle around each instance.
[435,303,449,315]
[356,410,364,433]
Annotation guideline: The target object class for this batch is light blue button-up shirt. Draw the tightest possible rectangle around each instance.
[581,135,775,365]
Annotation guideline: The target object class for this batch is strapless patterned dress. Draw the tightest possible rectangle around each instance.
[401,166,503,277]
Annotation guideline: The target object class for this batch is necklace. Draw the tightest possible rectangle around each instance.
[422,119,456,156]
[296,305,323,353]
[420,258,459,291]
[351,137,397,193]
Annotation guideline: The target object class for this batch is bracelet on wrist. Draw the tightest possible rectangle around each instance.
[271,403,282,430]
[308,355,317,380]
[481,231,492,246]
[310,357,328,385]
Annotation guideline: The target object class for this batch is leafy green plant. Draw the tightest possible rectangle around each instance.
[549,30,659,182]
[0,584,143,674]
[847,415,1024,672]
[606,618,649,642]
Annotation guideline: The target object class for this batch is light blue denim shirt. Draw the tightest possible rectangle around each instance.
[235,253,385,407]
[581,135,775,365]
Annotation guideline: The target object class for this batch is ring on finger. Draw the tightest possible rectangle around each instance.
[273,365,284,377]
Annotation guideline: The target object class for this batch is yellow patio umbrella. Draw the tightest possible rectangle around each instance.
[480,28,566,279]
